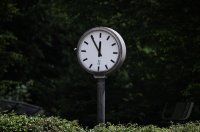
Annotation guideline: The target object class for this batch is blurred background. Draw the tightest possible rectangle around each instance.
[0,0,200,127]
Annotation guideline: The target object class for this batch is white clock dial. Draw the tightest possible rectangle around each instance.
[77,27,126,76]
[78,31,119,72]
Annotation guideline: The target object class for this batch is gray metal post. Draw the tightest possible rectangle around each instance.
[97,78,105,124]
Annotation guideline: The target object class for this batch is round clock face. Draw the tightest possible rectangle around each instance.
[77,27,126,75]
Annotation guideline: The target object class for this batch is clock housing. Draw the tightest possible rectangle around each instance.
[77,27,126,76]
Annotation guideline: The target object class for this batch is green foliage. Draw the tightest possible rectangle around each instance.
[0,114,200,132]
[0,80,32,101]
[0,114,84,132]
[0,0,19,22]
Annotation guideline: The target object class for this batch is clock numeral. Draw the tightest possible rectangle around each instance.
[113,52,118,54]
[110,59,115,63]
[83,58,88,61]
[111,43,116,46]
[89,64,93,68]
[99,33,101,38]
[107,36,110,40]
[97,60,101,65]
[105,65,108,70]
[84,41,88,45]
[81,50,86,52]
[98,66,100,71]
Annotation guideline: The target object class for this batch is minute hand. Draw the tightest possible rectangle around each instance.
[91,35,102,56]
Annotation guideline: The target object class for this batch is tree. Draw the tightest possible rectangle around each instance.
[0,0,200,126]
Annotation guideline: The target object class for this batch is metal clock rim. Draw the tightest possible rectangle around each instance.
[77,27,126,76]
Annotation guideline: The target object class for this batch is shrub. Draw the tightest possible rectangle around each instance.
[0,114,200,132]
[0,114,84,132]
[92,123,200,132]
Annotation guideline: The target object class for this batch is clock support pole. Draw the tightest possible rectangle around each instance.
[96,76,106,124]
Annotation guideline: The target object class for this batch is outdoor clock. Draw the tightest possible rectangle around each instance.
[76,27,126,77]
[76,27,126,123]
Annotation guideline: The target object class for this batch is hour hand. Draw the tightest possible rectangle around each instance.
[98,41,102,57]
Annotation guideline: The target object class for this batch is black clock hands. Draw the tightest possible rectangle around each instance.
[91,35,102,57]
[98,41,102,57]
[90,35,99,51]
